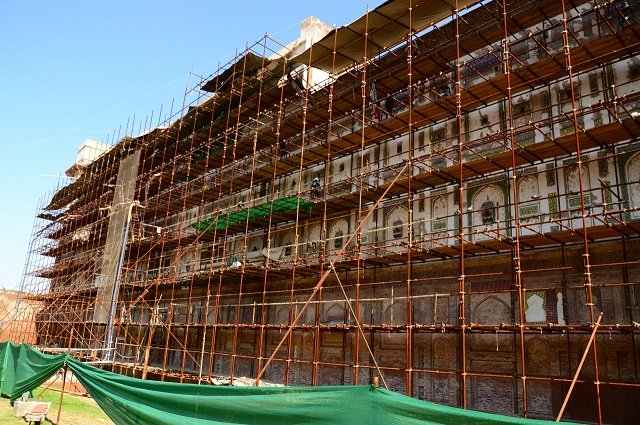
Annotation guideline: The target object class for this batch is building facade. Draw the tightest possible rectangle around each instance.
[13,1,640,423]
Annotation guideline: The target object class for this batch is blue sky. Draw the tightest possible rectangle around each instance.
[0,0,381,290]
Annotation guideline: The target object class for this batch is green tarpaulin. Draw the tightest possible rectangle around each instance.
[193,196,313,232]
[0,342,566,425]
[0,342,66,400]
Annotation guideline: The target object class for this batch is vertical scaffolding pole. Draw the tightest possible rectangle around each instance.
[501,0,528,416]
[227,48,251,385]
[197,65,221,383]
[159,78,193,381]
[311,25,340,388]
[230,39,269,385]
[405,1,415,397]
[560,1,602,422]
[354,5,371,387]
[454,1,468,408]
[254,47,291,384]
[207,54,241,382]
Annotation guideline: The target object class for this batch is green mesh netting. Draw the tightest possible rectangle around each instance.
[193,196,313,232]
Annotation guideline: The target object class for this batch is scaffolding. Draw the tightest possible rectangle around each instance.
[5,0,640,423]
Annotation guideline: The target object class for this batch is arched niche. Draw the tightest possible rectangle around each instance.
[383,299,407,326]
[518,175,539,203]
[566,164,591,193]
[432,195,448,219]
[385,205,409,250]
[274,305,290,325]
[525,291,546,324]
[328,218,349,251]
[471,185,505,240]
[306,223,323,257]
[296,296,317,325]
[429,195,449,247]
[471,294,512,350]
[359,208,377,247]
[577,339,605,379]
[526,337,550,375]
[247,234,264,253]
[626,153,640,219]
[472,294,511,325]
[279,229,297,258]
[321,302,345,325]
[179,248,195,274]
[517,175,541,233]
[565,164,592,218]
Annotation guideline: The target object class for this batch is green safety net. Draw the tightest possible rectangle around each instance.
[193,196,313,232]
[1,342,568,425]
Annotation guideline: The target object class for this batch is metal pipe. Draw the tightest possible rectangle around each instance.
[502,0,528,416]
[405,2,415,398]
[560,1,603,421]
[454,1,468,409]
[353,5,371,387]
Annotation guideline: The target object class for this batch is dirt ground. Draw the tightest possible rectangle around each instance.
[41,370,88,395]
[0,386,113,425]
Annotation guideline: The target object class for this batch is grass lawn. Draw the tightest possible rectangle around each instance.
[0,387,113,425]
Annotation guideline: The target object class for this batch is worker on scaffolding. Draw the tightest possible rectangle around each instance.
[279,140,288,159]
[311,176,322,200]
[370,82,381,121]
[383,95,395,119]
